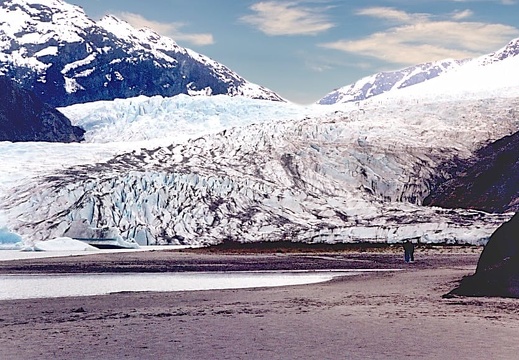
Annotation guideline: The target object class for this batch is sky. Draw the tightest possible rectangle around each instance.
[68,0,519,104]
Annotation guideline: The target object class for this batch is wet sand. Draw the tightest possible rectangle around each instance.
[1,245,518,359]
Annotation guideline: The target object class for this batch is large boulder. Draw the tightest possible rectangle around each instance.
[447,213,519,297]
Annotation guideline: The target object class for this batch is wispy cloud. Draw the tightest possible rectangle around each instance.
[319,7,519,65]
[117,12,214,46]
[240,1,335,36]
[355,7,427,23]
[451,9,473,20]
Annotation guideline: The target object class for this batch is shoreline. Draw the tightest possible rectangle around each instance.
[2,246,518,359]
[0,243,482,274]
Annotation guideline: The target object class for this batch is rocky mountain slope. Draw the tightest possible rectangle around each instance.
[0,76,84,142]
[0,0,283,107]
[319,38,519,105]
[424,131,519,213]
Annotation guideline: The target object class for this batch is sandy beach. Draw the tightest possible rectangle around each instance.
[1,245,518,359]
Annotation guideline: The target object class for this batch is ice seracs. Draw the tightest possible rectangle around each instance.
[58,94,317,143]
[3,95,518,246]
[0,227,23,250]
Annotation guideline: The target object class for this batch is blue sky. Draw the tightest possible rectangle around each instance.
[69,0,519,104]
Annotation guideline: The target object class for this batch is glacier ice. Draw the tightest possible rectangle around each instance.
[0,228,23,250]
[32,237,99,252]
[3,94,518,246]
[58,94,317,143]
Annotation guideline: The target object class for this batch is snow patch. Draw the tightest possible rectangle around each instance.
[64,76,84,93]
[34,46,58,57]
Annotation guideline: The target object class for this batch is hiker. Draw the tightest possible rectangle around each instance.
[403,240,415,263]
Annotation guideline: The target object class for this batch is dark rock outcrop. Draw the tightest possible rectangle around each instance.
[0,76,85,142]
[446,213,519,298]
[424,131,519,213]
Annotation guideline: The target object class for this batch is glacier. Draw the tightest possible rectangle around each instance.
[58,94,319,143]
[2,92,517,246]
[2,28,519,247]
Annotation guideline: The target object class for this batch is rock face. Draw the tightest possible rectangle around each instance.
[0,76,84,142]
[447,213,519,298]
[424,131,519,213]
[0,0,283,107]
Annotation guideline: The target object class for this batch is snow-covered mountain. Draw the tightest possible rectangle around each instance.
[0,0,283,107]
[319,38,519,105]
[3,95,518,246]
[318,59,464,105]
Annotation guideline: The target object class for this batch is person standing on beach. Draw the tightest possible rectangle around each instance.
[403,240,415,263]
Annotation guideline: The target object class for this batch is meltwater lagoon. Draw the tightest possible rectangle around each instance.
[0,270,388,300]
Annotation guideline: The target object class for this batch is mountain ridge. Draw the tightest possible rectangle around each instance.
[319,38,519,105]
[0,0,283,107]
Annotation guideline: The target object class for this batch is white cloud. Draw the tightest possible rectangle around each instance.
[240,1,335,36]
[320,7,519,65]
[451,9,473,20]
[355,7,427,23]
[117,12,214,46]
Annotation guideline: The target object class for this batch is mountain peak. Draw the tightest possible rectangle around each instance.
[0,0,283,106]
[97,14,180,51]
[318,38,519,105]
[318,59,462,105]
[479,37,519,65]
[2,0,90,22]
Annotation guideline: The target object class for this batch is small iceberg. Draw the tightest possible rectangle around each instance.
[74,235,140,249]
[0,228,24,250]
[32,237,99,252]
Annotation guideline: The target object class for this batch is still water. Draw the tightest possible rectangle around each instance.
[0,270,375,300]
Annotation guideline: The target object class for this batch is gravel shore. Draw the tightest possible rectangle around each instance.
[1,245,518,359]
